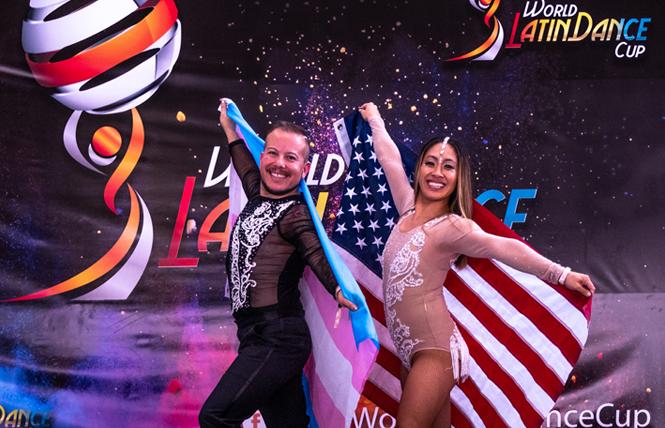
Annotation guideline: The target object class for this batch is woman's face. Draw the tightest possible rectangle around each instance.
[416,142,458,205]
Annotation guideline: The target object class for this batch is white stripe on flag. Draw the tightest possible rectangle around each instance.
[494,260,588,345]
[374,318,397,355]
[335,244,383,301]
[444,290,555,417]
[468,356,526,428]
[455,265,573,382]
[451,388,487,428]
[368,362,402,402]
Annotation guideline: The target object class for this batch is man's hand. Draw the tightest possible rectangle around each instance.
[336,288,358,311]
[563,271,596,297]
[219,99,240,142]
[358,102,381,122]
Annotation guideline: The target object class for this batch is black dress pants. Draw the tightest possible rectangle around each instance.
[199,315,312,428]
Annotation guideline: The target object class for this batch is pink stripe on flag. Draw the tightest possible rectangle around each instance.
[304,358,347,428]
[303,269,378,392]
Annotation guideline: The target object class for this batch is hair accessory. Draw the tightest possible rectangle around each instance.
[439,136,450,163]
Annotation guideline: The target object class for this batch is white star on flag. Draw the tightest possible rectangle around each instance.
[352,220,364,233]
[371,236,384,248]
[353,151,364,162]
[345,187,357,199]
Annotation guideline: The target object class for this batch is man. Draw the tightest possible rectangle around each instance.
[199,100,357,428]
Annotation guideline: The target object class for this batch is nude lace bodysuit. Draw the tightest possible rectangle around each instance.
[369,117,565,369]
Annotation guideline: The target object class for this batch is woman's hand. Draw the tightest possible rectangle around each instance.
[358,102,381,122]
[563,271,596,297]
[218,98,240,142]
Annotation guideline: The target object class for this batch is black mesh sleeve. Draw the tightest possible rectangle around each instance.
[279,204,339,297]
[228,139,260,198]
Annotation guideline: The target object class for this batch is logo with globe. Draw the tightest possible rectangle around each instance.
[4,0,181,302]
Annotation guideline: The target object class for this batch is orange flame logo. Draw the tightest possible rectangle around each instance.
[447,0,504,62]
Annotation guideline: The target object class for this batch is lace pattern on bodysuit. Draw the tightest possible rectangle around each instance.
[384,214,449,368]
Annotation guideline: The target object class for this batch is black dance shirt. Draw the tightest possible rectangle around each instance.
[225,140,339,317]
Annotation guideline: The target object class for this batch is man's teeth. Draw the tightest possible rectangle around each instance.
[270,172,286,178]
[428,181,444,189]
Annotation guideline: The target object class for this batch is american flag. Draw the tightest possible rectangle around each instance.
[331,111,592,427]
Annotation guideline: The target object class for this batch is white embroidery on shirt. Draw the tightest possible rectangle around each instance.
[230,200,296,312]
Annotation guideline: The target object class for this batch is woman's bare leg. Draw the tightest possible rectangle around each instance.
[432,391,452,427]
[400,364,409,388]
[397,350,455,428]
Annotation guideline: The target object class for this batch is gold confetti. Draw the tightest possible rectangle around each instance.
[329,213,336,220]
[259,105,264,113]
[176,111,186,122]
[186,219,197,235]
[410,105,417,112]
[340,47,347,53]
[646,387,652,394]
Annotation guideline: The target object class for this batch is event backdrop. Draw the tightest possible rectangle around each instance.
[0,1,663,427]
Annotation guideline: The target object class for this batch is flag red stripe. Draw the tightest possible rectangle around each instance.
[457,323,545,427]
[451,403,473,428]
[459,378,509,428]
[447,272,562,400]
[469,258,582,364]
[362,380,399,417]
[376,348,402,378]
[471,202,591,317]
[358,281,386,327]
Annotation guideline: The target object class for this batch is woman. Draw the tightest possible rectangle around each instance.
[358,102,595,428]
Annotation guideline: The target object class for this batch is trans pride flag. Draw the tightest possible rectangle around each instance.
[223,100,378,428]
